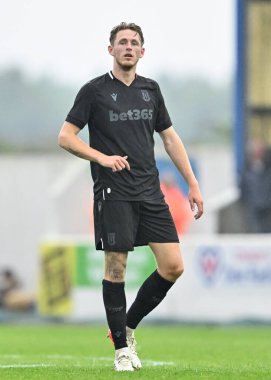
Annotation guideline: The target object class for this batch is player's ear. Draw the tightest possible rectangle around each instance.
[139,47,145,58]
[108,45,114,56]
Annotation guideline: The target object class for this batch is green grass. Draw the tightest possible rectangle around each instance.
[0,325,271,379]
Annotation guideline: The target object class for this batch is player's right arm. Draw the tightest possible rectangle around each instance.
[58,121,130,172]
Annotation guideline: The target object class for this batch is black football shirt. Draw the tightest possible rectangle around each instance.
[66,71,172,201]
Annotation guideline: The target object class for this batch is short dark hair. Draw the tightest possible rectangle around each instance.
[109,22,144,46]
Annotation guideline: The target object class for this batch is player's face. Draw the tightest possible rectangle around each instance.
[108,29,145,70]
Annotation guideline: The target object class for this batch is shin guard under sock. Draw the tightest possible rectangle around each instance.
[126,270,174,329]
[102,279,127,349]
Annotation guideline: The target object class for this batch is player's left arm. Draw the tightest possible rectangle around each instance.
[159,126,204,219]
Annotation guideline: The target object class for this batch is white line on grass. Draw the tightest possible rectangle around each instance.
[89,358,175,366]
[0,355,175,368]
[143,360,175,366]
[0,355,21,358]
[0,364,53,369]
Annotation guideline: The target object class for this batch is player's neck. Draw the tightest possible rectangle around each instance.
[112,66,137,86]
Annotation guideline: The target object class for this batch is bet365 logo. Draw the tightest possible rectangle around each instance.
[109,109,153,122]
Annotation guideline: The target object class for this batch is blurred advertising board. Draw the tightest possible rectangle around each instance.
[38,239,155,318]
[38,235,271,323]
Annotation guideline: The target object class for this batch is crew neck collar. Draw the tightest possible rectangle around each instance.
[108,71,137,85]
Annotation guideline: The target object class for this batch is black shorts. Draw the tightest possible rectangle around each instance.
[93,198,179,251]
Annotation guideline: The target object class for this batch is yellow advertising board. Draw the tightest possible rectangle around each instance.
[38,244,75,316]
[38,241,156,317]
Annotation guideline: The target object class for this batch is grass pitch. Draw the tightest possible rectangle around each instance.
[0,324,271,379]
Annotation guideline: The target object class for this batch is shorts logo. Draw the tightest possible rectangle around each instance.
[107,232,116,246]
[141,90,150,102]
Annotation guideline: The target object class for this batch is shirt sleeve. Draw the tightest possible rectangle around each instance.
[154,82,172,133]
[65,83,93,129]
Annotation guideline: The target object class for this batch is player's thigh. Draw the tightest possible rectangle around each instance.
[149,242,184,281]
[94,199,139,251]
[135,199,179,245]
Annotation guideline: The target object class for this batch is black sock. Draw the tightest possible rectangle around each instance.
[102,279,127,350]
[126,270,174,329]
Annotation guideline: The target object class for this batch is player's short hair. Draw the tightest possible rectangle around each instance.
[109,22,144,46]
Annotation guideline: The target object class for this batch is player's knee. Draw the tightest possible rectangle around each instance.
[105,265,126,282]
[111,268,126,282]
[172,263,184,280]
[164,262,184,281]
[104,251,127,282]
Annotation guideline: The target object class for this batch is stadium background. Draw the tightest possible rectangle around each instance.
[1,1,271,378]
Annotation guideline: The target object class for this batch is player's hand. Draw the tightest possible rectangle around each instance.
[188,183,204,220]
[99,155,130,172]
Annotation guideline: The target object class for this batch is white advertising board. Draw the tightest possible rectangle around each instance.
[162,235,271,323]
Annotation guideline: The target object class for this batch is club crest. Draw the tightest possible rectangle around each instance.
[107,232,116,246]
[141,90,150,102]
